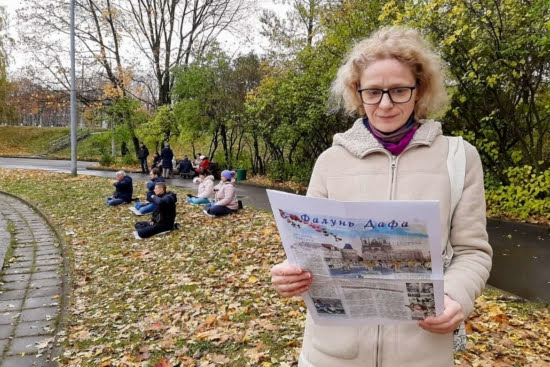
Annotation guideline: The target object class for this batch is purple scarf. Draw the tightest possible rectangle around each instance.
[363,115,419,156]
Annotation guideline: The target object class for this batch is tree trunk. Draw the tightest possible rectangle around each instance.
[111,134,116,157]
[221,124,229,166]
[132,136,140,159]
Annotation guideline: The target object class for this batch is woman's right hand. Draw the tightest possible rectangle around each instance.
[271,260,312,297]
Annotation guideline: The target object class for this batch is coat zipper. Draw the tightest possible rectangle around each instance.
[378,150,412,366]
[371,143,424,367]
[376,325,382,367]
[390,155,397,200]
[375,154,397,367]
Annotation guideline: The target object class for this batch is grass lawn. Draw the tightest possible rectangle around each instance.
[0,126,212,163]
[0,126,71,156]
[0,169,548,367]
[0,126,109,160]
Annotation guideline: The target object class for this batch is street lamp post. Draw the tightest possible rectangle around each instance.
[70,0,77,176]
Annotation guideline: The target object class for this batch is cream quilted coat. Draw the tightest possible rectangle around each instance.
[299,119,492,367]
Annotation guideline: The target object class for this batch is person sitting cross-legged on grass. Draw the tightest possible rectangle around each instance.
[203,170,238,218]
[131,168,164,215]
[134,182,178,239]
[187,171,214,205]
[106,171,133,206]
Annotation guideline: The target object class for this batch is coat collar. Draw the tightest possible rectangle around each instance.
[333,118,442,158]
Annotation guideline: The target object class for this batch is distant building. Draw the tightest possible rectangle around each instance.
[361,238,426,261]
[341,243,362,263]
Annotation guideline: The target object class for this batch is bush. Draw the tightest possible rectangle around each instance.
[88,133,112,156]
[267,162,312,186]
[212,151,252,172]
[121,154,139,166]
[100,154,115,167]
[486,166,550,221]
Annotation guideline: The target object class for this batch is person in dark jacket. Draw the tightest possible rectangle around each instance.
[152,152,161,169]
[130,168,164,215]
[134,182,178,238]
[161,143,174,178]
[138,142,150,174]
[106,171,133,206]
[178,155,193,175]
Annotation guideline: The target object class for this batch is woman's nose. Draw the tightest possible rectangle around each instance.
[379,93,394,108]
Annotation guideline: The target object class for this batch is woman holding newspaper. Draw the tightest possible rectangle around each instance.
[270,26,492,367]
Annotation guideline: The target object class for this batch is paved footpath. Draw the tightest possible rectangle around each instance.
[0,193,66,367]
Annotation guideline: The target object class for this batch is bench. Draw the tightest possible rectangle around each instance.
[180,171,194,179]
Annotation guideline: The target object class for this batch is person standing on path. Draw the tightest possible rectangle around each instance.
[270,26,492,367]
[161,143,174,179]
[106,171,133,206]
[138,142,150,174]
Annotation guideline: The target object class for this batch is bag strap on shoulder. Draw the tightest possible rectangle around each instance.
[446,136,465,223]
[446,136,468,352]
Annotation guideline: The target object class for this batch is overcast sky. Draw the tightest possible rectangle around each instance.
[0,0,288,73]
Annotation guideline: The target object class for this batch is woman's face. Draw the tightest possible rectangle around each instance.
[359,58,417,133]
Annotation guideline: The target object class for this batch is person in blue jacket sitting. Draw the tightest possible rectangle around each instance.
[106,171,133,206]
[131,167,165,215]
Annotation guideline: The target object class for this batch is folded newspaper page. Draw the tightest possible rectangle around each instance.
[267,190,444,326]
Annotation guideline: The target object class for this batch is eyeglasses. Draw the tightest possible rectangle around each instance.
[357,85,417,105]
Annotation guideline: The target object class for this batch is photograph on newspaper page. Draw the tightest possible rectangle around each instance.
[267,189,444,327]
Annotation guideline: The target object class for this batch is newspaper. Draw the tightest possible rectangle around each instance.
[267,190,444,326]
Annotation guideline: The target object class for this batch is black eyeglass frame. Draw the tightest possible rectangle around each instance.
[357,85,417,105]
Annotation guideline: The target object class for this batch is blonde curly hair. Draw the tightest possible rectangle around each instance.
[330,26,448,120]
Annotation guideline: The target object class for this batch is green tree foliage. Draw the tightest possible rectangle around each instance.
[245,55,342,180]
[245,0,385,181]
[104,97,148,156]
[247,0,549,219]
[379,0,550,176]
[136,105,177,153]
[374,0,550,220]
[172,47,231,159]
[172,47,262,168]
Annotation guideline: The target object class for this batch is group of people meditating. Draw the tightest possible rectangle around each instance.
[105,167,239,239]
[187,169,239,217]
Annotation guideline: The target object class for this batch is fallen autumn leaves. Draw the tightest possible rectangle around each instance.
[0,169,548,367]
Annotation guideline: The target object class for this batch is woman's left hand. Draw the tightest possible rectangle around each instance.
[418,295,464,334]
